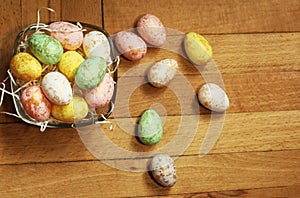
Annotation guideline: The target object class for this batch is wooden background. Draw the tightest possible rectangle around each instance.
[0,0,299,197]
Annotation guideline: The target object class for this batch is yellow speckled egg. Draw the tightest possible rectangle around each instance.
[51,96,89,123]
[10,52,42,82]
[58,51,84,82]
[184,32,213,65]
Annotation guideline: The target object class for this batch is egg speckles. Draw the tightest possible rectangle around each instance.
[184,32,212,65]
[150,154,177,187]
[85,73,115,108]
[28,33,63,65]
[137,14,166,47]
[115,31,147,61]
[10,52,42,82]
[41,72,72,105]
[148,59,178,88]
[198,83,229,112]
[49,21,84,51]
[138,109,163,145]
[83,31,112,63]
[21,85,51,122]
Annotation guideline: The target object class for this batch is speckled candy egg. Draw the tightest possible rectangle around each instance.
[51,96,89,123]
[49,21,84,51]
[148,59,178,88]
[85,73,114,108]
[150,154,177,187]
[28,33,63,65]
[115,31,147,61]
[75,56,107,90]
[58,51,84,82]
[137,14,166,47]
[184,32,213,65]
[198,83,229,112]
[138,109,163,145]
[83,31,112,63]
[41,72,72,105]
[21,85,51,122]
[10,52,42,82]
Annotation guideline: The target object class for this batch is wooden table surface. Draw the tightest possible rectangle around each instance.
[0,0,299,197]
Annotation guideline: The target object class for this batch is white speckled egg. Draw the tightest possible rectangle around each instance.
[41,72,72,105]
[150,154,176,187]
[148,59,178,88]
[198,83,229,112]
[83,31,111,63]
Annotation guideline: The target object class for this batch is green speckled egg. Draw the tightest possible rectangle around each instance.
[75,56,107,90]
[28,33,63,64]
[138,109,163,145]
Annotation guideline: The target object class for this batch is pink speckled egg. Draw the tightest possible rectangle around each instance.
[115,31,147,61]
[49,21,83,51]
[84,73,115,108]
[137,14,166,47]
[21,85,51,122]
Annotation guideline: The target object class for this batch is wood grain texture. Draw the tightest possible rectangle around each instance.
[21,0,61,28]
[151,185,300,198]
[0,150,299,197]
[114,72,300,117]
[1,111,299,164]
[0,0,299,197]
[104,0,300,34]
[61,0,102,27]
[115,33,300,76]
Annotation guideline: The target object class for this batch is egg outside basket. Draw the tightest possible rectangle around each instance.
[1,22,119,131]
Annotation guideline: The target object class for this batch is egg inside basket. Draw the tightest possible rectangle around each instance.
[8,21,118,131]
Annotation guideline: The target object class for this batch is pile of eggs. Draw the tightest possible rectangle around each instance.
[112,14,230,187]
[10,21,115,123]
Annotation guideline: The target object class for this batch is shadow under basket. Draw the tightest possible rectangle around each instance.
[1,21,119,131]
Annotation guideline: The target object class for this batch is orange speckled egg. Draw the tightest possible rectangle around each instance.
[21,85,51,122]
[10,52,42,82]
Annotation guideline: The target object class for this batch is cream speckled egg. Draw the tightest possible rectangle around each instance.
[198,83,229,112]
[51,96,89,123]
[150,154,176,187]
[83,31,112,63]
[137,14,166,47]
[49,21,84,51]
[10,52,42,82]
[114,31,147,61]
[184,32,213,65]
[41,72,72,105]
[148,59,178,88]
[84,73,114,108]
[58,51,84,82]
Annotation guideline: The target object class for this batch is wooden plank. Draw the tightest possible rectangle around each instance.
[116,33,300,77]
[114,72,300,117]
[21,0,61,28]
[61,0,102,27]
[0,150,299,197]
[0,111,299,164]
[103,0,300,34]
[0,1,22,81]
[148,185,300,198]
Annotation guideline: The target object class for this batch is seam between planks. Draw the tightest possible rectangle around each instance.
[0,148,299,167]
